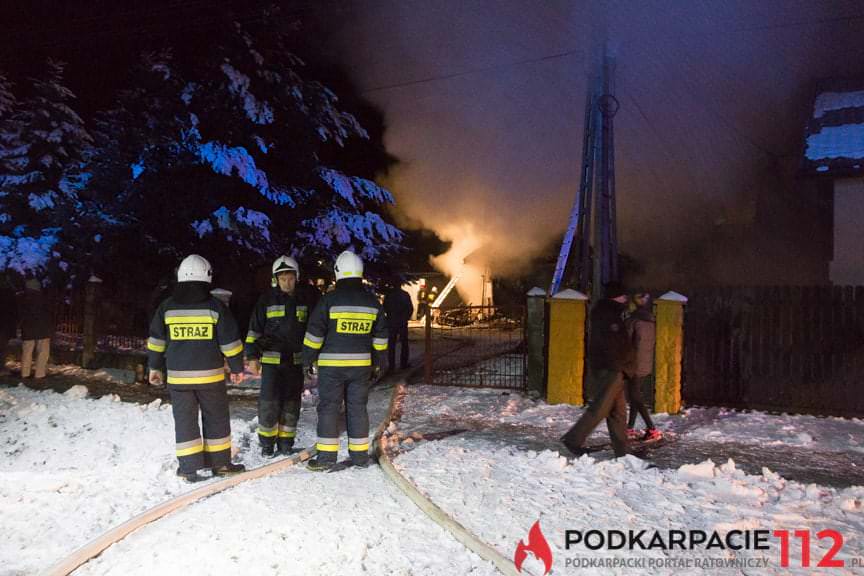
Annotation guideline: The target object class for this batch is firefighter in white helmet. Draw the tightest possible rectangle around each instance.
[302,250,389,470]
[245,256,317,456]
[147,254,246,482]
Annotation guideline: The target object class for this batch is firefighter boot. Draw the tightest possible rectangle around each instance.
[307,453,337,472]
[277,439,295,455]
[261,444,276,458]
[212,462,246,477]
[176,468,206,483]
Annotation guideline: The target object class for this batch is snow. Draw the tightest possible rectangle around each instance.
[814,90,864,118]
[806,123,864,160]
[658,290,688,303]
[394,437,864,575]
[0,386,497,575]
[552,288,587,300]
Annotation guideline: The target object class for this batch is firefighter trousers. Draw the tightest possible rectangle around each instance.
[315,366,372,464]
[258,362,304,450]
[169,384,232,474]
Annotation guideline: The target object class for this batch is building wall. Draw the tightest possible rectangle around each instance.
[831,177,864,285]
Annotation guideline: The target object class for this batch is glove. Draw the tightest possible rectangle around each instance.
[371,365,381,381]
[305,363,317,377]
[230,372,245,385]
[148,369,164,385]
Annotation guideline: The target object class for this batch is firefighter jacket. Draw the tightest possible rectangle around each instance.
[245,287,313,366]
[147,283,244,388]
[302,278,389,368]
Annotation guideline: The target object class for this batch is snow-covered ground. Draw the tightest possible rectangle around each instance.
[0,384,496,575]
[399,385,864,455]
[395,437,864,575]
[393,385,864,574]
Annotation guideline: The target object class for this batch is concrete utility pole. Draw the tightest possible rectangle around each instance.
[550,40,619,300]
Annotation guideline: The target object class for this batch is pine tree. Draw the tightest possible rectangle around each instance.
[0,61,93,277]
[88,15,403,285]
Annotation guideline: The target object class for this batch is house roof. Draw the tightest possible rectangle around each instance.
[802,79,864,178]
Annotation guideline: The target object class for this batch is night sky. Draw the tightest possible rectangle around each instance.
[4,1,864,287]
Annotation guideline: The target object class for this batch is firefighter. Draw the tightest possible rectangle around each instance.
[147,254,247,483]
[302,250,389,471]
[245,256,314,457]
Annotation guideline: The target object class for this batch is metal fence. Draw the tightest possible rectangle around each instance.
[424,305,527,389]
[53,293,148,354]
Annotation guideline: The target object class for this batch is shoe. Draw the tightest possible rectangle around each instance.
[261,445,276,458]
[212,463,246,476]
[307,457,336,472]
[561,437,590,457]
[350,455,370,468]
[626,428,641,440]
[176,468,206,483]
[276,441,295,455]
[642,428,663,442]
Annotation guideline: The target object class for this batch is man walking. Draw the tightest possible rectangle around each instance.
[625,291,660,441]
[302,251,389,471]
[560,282,635,458]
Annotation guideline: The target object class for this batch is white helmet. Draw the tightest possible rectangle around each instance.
[334,250,363,280]
[177,254,212,283]
[272,255,300,281]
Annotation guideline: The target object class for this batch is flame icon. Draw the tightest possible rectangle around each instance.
[514,520,553,575]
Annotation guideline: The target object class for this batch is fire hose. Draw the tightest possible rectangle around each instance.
[44,373,519,576]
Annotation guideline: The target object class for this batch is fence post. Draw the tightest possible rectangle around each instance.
[546,289,588,405]
[82,275,102,369]
[424,309,432,385]
[655,291,687,414]
[525,288,547,398]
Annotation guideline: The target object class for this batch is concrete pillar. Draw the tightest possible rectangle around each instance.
[655,291,687,414]
[546,289,589,405]
[525,287,547,398]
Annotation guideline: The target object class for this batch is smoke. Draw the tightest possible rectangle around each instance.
[332,0,864,287]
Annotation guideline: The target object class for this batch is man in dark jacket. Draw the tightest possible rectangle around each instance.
[148,254,246,482]
[0,275,18,375]
[245,256,315,457]
[19,278,54,379]
[302,250,389,471]
[561,282,635,458]
[383,279,413,372]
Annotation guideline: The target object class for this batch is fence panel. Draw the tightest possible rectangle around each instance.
[425,305,526,390]
[684,286,864,416]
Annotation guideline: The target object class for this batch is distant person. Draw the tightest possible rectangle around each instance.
[560,282,635,458]
[147,255,246,482]
[417,284,428,319]
[0,275,18,376]
[625,291,660,441]
[383,279,414,372]
[18,278,54,379]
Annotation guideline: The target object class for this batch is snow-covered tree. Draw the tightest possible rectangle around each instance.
[88,16,403,284]
[0,61,93,277]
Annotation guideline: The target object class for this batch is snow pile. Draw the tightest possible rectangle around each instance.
[394,437,864,575]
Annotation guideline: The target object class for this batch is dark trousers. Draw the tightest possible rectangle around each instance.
[170,384,232,473]
[258,362,304,449]
[316,366,372,464]
[625,375,655,430]
[387,324,410,370]
[0,332,9,371]
[561,369,629,457]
